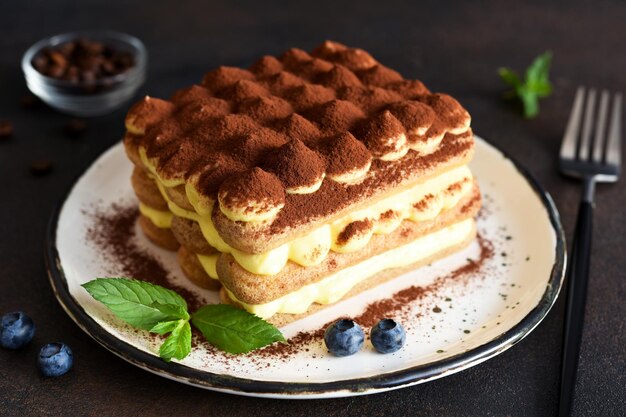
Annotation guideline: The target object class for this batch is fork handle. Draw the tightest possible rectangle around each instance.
[559,200,593,417]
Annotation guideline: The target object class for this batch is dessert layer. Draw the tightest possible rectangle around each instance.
[177,246,221,291]
[137,215,179,251]
[149,160,475,276]
[218,186,480,304]
[224,218,476,319]
[138,203,172,228]
[123,40,473,252]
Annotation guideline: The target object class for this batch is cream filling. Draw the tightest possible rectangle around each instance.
[218,194,284,223]
[138,203,173,228]
[378,133,409,161]
[196,253,220,280]
[154,164,472,276]
[139,146,473,276]
[226,218,475,318]
[285,173,325,195]
[326,160,371,184]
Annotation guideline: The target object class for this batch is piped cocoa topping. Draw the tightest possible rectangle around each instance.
[125,97,174,134]
[420,93,469,130]
[220,79,269,102]
[316,65,363,89]
[387,100,435,133]
[337,219,374,245]
[171,85,214,105]
[389,80,430,98]
[249,55,284,77]
[156,138,205,180]
[318,132,372,180]
[272,113,321,144]
[358,64,404,87]
[195,155,247,198]
[284,83,336,111]
[205,113,259,141]
[267,71,306,95]
[218,168,285,216]
[263,139,325,191]
[338,85,402,113]
[306,99,366,133]
[356,110,407,159]
[143,119,184,158]
[202,66,255,93]
[229,128,289,166]
[280,48,313,69]
[124,41,473,236]
[237,96,293,121]
[333,48,377,71]
[175,99,231,129]
[299,58,335,79]
[310,40,349,60]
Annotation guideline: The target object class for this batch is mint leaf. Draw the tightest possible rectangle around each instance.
[82,278,187,330]
[498,67,521,89]
[159,320,192,362]
[149,320,181,335]
[519,87,540,118]
[153,303,190,321]
[499,51,553,118]
[525,51,552,92]
[191,305,285,354]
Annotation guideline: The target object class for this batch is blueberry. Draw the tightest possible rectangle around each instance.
[324,319,364,356]
[0,311,36,349]
[371,318,406,353]
[38,343,73,377]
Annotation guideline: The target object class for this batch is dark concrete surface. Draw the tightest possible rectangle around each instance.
[0,1,624,416]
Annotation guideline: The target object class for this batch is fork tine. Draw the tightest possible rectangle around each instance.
[578,89,596,161]
[605,93,622,168]
[592,90,610,163]
[560,87,585,161]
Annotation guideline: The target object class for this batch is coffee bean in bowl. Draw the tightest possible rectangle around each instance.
[22,31,146,117]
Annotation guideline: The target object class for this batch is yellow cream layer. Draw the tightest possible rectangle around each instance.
[196,253,220,280]
[139,147,472,275]
[226,218,475,319]
[156,166,471,276]
[139,203,173,228]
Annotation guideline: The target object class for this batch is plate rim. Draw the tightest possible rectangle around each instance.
[45,135,566,398]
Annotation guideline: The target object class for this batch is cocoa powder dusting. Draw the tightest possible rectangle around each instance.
[85,202,204,312]
[251,232,495,360]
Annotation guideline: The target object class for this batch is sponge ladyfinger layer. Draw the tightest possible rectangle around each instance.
[137,215,180,251]
[218,184,480,305]
[220,221,477,327]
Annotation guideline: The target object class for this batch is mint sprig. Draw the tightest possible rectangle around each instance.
[82,278,285,361]
[499,51,553,118]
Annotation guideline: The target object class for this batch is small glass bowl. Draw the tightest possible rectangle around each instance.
[22,31,147,117]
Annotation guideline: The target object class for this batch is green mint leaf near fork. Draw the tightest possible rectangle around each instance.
[82,278,285,361]
[499,51,553,118]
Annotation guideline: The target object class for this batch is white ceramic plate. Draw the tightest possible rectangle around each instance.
[46,136,565,398]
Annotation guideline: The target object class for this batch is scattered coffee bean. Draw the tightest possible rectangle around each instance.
[63,119,87,138]
[29,159,54,176]
[0,120,13,139]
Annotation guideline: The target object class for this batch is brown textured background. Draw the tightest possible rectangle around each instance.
[0,1,624,416]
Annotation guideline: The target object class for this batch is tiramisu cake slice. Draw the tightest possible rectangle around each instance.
[123,41,480,326]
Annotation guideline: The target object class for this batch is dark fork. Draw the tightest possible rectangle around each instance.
[558,87,622,417]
